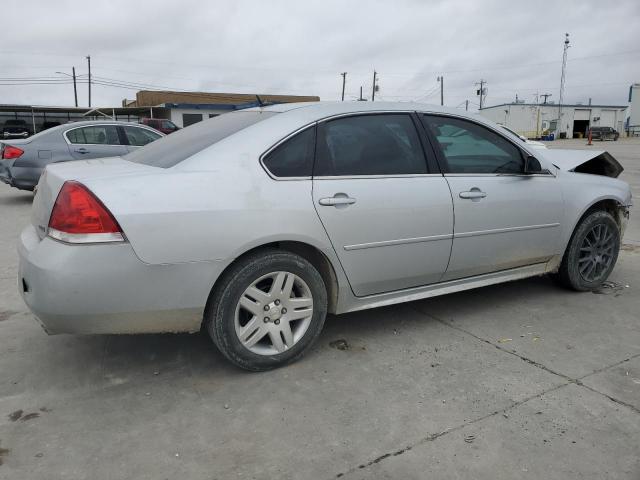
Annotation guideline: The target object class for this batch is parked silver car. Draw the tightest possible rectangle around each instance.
[18,102,632,370]
[0,120,163,191]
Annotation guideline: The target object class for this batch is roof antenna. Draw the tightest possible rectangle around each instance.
[255,95,273,107]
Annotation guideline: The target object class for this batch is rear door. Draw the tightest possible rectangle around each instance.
[312,113,454,297]
[65,125,128,159]
[421,114,562,281]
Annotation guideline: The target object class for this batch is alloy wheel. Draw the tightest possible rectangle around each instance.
[578,223,616,282]
[234,271,314,355]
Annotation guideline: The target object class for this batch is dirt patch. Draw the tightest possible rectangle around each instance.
[20,413,40,422]
[329,339,350,351]
[8,409,44,422]
[621,243,640,253]
[7,410,23,422]
[592,281,628,296]
[0,311,17,322]
[0,441,9,466]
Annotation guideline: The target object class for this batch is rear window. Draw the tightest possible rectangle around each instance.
[125,111,278,168]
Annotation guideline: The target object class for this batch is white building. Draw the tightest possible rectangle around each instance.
[479,102,628,139]
[627,83,640,135]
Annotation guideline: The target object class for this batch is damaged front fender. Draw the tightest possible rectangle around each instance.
[540,149,624,178]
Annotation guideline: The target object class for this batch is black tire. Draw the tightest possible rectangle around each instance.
[556,210,620,291]
[205,249,328,371]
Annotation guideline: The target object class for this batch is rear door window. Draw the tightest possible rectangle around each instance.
[66,125,121,145]
[122,126,162,146]
[314,114,427,176]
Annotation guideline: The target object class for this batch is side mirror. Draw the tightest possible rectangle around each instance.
[524,155,543,174]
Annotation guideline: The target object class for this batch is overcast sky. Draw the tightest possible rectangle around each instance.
[2,0,639,111]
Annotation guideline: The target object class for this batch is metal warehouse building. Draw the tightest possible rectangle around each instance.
[479,102,627,139]
[627,83,640,136]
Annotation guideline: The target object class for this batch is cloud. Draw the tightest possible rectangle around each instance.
[1,0,638,109]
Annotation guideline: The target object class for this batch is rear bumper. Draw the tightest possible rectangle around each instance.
[0,164,38,190]
[18,225,224,334]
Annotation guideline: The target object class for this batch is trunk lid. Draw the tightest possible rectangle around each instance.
[539,149,623,178]
[31,157,157,239]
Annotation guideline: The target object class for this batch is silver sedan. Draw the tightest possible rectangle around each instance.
[18,102,632,370]
[0,120,163,191]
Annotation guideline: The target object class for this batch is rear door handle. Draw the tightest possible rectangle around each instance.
[74,148,90,154]
[459,188,487,200]
[319,194,356,207]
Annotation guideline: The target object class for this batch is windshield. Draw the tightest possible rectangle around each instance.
[125,110,278,168]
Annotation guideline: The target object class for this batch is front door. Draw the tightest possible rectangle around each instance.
[65,125,128,160]
[312,113,454,297]
[421,114,563,281]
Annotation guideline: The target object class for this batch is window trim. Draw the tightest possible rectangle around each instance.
[259,123,317,181]
[313,111,433,178]
[419,113,555,177]
[63,123,161,147]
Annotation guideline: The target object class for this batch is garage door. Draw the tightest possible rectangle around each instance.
[599,110,616,127]
[574,109,590,121]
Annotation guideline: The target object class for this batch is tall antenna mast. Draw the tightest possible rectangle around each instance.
[558,33,570,137]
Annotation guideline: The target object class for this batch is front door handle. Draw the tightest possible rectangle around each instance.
[459,188,487,200]
[319,194,356,207]
[74,148,90,154]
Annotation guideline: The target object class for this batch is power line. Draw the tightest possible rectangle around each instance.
[1,48,638,78]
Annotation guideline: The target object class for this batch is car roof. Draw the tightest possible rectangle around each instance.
[242,100,487,123]
[41,120,158,135]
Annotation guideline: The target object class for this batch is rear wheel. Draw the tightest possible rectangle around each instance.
[206,250,328,371]
[557,210,620,291]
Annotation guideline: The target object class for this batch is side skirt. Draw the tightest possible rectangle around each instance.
[338,262,552,314]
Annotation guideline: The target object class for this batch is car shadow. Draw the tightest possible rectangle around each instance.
[0,191,33,206]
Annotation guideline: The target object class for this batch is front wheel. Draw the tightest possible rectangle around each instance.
[206,250,328,371]
[556,210,620,291]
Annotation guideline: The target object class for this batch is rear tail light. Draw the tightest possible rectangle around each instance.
[2,145,24,159]
[47,181,125,244]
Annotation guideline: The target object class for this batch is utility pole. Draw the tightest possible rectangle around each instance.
[558,33,570,137]
[541,93,552,104]
[476,79,486,109]
[86,55,92,107]
[437,76,444,106]
[72,67,78,107]
[340,72,347,101]
[371,70,377,102]
[465,99,469,111]
[55,68,78,107]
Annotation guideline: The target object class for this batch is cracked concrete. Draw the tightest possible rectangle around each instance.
[0,138,639,479]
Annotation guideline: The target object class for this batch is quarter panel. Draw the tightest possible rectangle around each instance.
[86,160,336,267]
